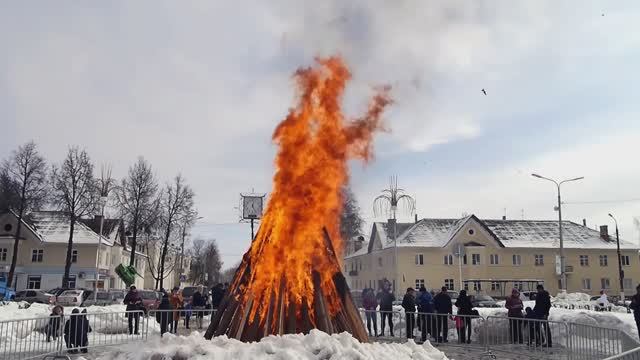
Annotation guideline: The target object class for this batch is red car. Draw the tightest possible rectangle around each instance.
[139,290,161,312]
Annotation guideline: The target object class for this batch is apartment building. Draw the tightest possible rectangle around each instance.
[0,211,147,290]
[344,215,640,297]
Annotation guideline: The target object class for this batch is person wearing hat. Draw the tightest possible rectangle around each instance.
[169,286,183,333]
[433,286,452,343]
[505,288,524,344]
[123,285,143,335]
[454,289,474,343]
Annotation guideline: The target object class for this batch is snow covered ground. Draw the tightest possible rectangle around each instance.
[83,330,449,360]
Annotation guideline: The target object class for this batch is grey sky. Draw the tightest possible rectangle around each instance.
[2,1,640,269]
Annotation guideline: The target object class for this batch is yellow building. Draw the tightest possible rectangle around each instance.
[344,215,640,298]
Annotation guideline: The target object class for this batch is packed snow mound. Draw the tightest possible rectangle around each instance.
[553,292,592,303]
[92,330,449,360]
[0,301,51,321]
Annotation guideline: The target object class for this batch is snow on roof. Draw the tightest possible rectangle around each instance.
[28,211,113,246]
[371,215,638,250]
[344,243,369,259]
[483,219,637,249]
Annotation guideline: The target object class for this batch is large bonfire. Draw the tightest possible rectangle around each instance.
[205,56,392,342]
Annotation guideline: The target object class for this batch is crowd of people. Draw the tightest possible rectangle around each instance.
[361,283,554,346]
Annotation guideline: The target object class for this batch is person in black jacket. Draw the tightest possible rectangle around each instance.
[454,290,474,344]
[192,286,207,329]
[211,283,225,309]
[630,285,640,339]
[64,308,81,354]
[402,288,416,339]
[533,284,552,347]
[78,309,92,353]
[433,287,453,343]
[377,287,396,337]
[123,286,143,335]
[156,294,174,336]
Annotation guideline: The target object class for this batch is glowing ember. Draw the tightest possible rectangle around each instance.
[206,56,391,341]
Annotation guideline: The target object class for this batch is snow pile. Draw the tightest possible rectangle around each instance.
[91,330,449,360]
[0,301,52,321]
[553,292,591,304]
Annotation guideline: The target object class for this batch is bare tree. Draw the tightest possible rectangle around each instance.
[0,169,20,212]
[2,142,48,287]
[340,185,364,244]
[187,238,206,284]
[203,240,222,286]
[114,157,158,268]
[156,175,194,290]
[220,261,240,284]
[51,147,98,288]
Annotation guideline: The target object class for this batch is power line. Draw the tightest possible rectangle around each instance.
[563,198,640,205]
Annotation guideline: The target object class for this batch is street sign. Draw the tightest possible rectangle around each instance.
[453,243,466,258]
[180,274,187,282]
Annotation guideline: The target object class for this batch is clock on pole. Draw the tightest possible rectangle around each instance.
[240,192,266,241]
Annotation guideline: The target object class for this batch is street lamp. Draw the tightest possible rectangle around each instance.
[179,216,204,286]
[609,213,624,301]
[532,173,584,293]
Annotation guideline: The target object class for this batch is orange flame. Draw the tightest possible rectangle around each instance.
[238,56,391,327]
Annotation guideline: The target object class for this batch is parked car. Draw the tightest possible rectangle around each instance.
[139,290,161,312]
[471,295,500,308]
[82,291,118,307]
[56,289,93,307]
[181,286,200,304]
[109,289,126,302]
[46,288,73,301]
[13,290,56,304]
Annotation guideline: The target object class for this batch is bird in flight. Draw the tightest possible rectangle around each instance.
[481,89,487,96]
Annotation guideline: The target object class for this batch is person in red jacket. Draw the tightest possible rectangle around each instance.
[362,288,378,337]
[505,288,524,344]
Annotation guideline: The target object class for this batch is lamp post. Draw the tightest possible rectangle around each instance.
[532,174,584,293]
[609,213,624,301]
[179,216,204,287]
[94,195,107,301]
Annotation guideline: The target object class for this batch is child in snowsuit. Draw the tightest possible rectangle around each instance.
[183,302,193,329]
[525,307,540,346]
[156,294,173,337]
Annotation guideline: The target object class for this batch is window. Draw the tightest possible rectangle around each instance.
[513,281,523,291]
[512,254,521,266]
[599,255,608,267]
[472,254,481,265]
[27,276,41,289]
[415,254,424,265]
[601,278,611,290]
[468,229,475,235]
[378,257,383,267]
[4,223,12,232]
[534,255,544,266]
[464,282,469,291]
[579,255,589,267]
[473,281,482,291]
[582,278,591,290]
[71,250,78,263]
[624,278,633,290]
[31,249,43,263]
[622,255,631,266]
[415,279,425,290]
[463,254,468,265]
[67,275,76,289]
[445,279,454,290]
[490,254,499,265]
[491,281,501,291]
[0,248,7,261]
[444,254,453,265]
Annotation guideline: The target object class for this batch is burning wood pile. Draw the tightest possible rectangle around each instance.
[205,57,391,343]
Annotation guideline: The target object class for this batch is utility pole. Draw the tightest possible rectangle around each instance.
[532,174,584,293]
[609,214,625,301]
[94,195,107,301]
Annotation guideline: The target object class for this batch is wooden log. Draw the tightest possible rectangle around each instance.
[312,271,333,334]
[286,298,297,334]
[332,271,369,342]
[276,279,287,335]
[234,293,254,340]
[300,297,312,334]
[213,296,240,337]
[242,303,262,342]
[263,288,276,338]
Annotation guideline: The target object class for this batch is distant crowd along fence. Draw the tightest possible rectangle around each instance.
[0,308,638,360]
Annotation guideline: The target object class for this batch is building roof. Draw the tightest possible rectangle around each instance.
[27,211,113,246]
[366,215,637,251]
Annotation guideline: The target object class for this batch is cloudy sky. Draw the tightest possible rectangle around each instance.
[2,1,640,269]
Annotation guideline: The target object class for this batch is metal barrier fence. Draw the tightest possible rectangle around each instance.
[1,308,638,360]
